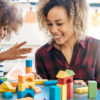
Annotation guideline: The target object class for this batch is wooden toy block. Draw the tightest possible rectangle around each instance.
[73,83,87,92]
[10,81,18,87]
[0,87,16,93]
[0,81,13,90]
[57,84,67,100]
[65,70,75,76]
[18,73,34,83]
[49,86,61,100]
[26,60,32,67]
[34,87,41,93]
[26,67,32,73]
[75,87,88,93]
[17,97,34,100]
[88,81,97,98]
[2,92,13,98]
[44,80,57,86]
[0,80,3,85]
[67,82,73,99]
[17,88,34,99]
[0,77,7,81]
[58,76,73,85]
[56,70,69,79]
[18,82,35,91]
[35,79,48,85]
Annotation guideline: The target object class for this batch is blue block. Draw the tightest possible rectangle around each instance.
[49,86,61,100]
[26,60,32,67]
[44,80,58,86]
[17,88,34,99]
[0,80,3,84]
[2,92,13,98]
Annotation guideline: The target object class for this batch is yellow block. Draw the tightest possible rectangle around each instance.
[56,70,69,79]
[18,82,35,91]
[75,87,88,93]
[0,87,16,93]
[0,81,14,90]
[17,97,34,100]
[35,79,48,85]
[57,84,67,100]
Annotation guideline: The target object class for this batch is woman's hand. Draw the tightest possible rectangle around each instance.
[74,80,87,85]
[0,41,32,62]
[32,72,42,79]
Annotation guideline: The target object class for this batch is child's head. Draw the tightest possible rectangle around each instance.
[0,0,23,40]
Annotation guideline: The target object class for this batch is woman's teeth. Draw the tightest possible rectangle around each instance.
[53,34,62,39]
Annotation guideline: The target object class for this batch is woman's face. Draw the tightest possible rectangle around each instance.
[0,26,7,41]
[47,6,75,45]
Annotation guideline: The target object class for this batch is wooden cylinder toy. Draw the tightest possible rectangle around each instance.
[26,60,32,73]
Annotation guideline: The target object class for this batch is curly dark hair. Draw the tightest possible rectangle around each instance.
[37,0,89,41]
[0,0,23,40]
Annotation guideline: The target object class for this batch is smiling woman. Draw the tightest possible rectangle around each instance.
[35,0,100,88]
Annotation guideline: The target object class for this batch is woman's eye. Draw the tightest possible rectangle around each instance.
[47,23,53,26]
[3,27,7,31]
[57,23,63,26]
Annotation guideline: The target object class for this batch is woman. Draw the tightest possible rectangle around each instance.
[35,0,100,87]
[0,0,32,62]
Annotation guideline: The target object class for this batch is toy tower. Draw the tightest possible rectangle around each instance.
[56,69,75,99]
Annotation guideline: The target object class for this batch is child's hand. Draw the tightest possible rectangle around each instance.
[32,72,42,79]
[74,80,87,85]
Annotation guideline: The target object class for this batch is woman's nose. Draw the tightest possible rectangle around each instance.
[50,25,58,34]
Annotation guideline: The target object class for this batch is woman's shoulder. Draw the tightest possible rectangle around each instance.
[86,36,100,44]
[85,36,100,48]
[35,43,51,55]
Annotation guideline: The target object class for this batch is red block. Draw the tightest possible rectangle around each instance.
[67,82,73,99]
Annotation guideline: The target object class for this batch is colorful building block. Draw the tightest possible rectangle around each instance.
[2,92,13,98]
[75,87,88,93]
[0,80,3,85]
[10,81,18,87]
[35,79,48,85]
[88,81,97,98]
[0,81,14,90]
[73,83,87,92]
[44,80,57,86]
[49,86,61,100]
[18,82,35,91]
[67,82,73,99]
[0,87,16,93]
[17,97,34,100]
[18,73,34,83]
[26,60,32,73]
[34,87,41,93]
[0,77,7,81]
[57,84,67,100]
[17,88,34,99]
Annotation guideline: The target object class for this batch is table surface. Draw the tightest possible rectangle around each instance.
[0,85,100,100]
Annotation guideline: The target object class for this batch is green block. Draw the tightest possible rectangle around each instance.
[65,69,75,76]
[88,81,97,98]
[0,77,7,81]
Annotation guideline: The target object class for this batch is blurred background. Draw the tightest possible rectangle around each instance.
[0,0,100,73]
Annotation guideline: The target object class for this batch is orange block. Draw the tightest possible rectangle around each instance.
[18,73,34,83]
[34,87,41,93]
[11,81,18,87]
[17,97,34,100]
[26,67,32,73]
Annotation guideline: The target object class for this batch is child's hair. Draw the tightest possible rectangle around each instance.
[0,0,23,40]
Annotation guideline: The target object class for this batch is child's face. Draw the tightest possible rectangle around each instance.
[0,26,7,41]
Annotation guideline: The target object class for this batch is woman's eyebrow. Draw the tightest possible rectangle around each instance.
[46,19,63,22]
